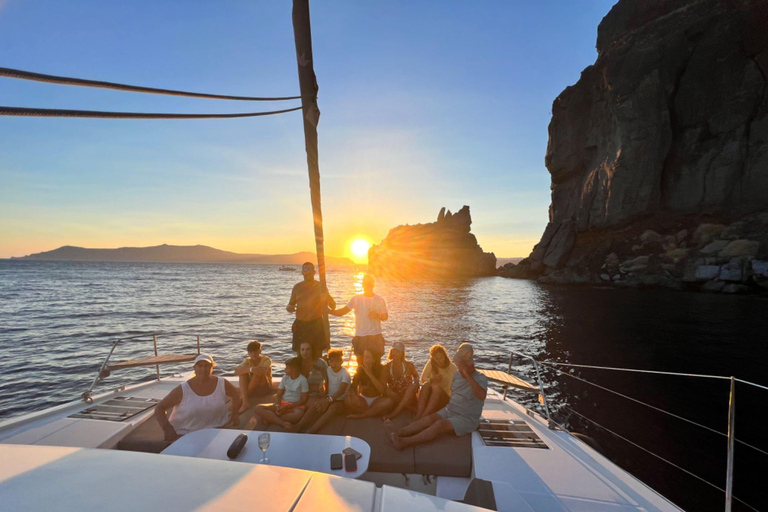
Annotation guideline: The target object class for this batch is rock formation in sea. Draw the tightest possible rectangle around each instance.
[508,0,768,293]
[368,206,496,278]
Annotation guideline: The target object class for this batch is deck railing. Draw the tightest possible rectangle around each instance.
[503,353,767,512]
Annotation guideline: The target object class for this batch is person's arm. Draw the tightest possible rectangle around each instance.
[407,361,420,386]
[286,286,297,313]
[332,382,350,401]
[223,380,242,425]
[367,365,388,395]
[295,391,309,407]
[379,298,388,321]
[233,364,250,376]
[324,286,337,311]
[329,306,351,317]
[154,385,183,442]
[260,359,273,386]
[461,366,487,401]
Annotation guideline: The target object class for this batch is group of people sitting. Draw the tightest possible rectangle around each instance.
[154,265,488,449]
[154,340,488,450]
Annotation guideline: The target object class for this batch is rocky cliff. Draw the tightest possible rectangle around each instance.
[368,206,496,278]
[511,0,768,293]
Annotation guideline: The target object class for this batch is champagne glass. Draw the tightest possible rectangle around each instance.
[258,433,271,464]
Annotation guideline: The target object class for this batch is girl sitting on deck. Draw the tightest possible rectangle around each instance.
[382,342,420,421]
[344,349,393,419]
[414,344,457,420]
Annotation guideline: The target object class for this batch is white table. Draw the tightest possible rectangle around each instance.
[161,428,371,478]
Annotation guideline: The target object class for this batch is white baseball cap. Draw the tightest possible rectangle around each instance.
[193,353,215,366]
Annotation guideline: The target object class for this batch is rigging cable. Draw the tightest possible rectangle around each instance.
[0,105,302,119]
[538,361,768,457]
[0,66,303,101]
[564,406,760,512]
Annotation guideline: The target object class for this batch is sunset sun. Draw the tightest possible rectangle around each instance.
[349,238,371,263]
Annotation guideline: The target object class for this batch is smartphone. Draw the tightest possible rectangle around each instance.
[330,453,343,470]
[344,452,357,472]
[342,447,362,460]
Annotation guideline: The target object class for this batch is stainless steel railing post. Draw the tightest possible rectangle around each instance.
[82,337,121,402]
[725,377,735,512]
[152,334,160,381]
[532,359,552,426]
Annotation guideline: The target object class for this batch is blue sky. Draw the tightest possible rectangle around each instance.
[0,1,617,259]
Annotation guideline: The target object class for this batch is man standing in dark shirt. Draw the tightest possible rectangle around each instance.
[287,262,336,358]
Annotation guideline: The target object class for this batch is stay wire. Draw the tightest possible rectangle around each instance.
[563,406,760,512]
[539,361,768,458]
[0,105,302,119]
[542,361,731,381]
[0,66,304,101]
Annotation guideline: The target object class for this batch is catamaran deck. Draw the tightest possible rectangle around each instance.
[0,373,682,511]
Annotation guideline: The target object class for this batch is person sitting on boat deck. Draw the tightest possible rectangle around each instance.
[344,349,393,419]
[233,340,273,413]
[253,357,308,431]
[293,340,329,427]
[287,262,336,359]
[303,348,351,434]
[414,344,457,420]
[154,353,241,442]
[329,274,388,362]
[382,341,420,421]
[387,343,487,451]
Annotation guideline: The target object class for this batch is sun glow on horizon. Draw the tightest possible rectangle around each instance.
[348,238,372,264]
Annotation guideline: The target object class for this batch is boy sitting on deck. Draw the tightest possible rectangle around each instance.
[253,357,308,431]
[387,343,487,450]
[303,348,350,433]
[233,340,273,412]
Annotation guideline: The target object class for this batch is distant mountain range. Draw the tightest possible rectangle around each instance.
[496,257,524,267]
[10,244,356,265]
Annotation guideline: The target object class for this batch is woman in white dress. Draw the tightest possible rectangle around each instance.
[155,353,241,442]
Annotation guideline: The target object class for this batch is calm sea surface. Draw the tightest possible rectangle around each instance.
[1,261,766,511]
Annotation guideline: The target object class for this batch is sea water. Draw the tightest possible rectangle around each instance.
[1,260,766,511]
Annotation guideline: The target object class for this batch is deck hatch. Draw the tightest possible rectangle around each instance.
[478,418,548,449]
[69,396,160,422]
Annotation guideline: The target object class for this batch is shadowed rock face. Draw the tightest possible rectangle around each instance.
[368,206,496,278]
[528,0,768,275]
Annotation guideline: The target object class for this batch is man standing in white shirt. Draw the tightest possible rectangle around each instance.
[329,274,388,361]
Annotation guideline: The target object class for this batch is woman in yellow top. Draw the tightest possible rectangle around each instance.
[414,344,457,420]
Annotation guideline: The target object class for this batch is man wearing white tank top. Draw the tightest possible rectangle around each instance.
[155,353,241,442]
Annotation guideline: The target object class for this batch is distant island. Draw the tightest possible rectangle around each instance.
[9,244,356,265]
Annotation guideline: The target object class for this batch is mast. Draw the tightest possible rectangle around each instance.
[292,0,331,344]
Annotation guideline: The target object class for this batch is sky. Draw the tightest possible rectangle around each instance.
[0,0,617,262]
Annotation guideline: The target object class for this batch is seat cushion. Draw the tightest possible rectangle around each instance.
[414,431,472,477]
[344,412,415,474]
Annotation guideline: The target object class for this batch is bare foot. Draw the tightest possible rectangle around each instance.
[382,418,394,435]
[347,413,364,419]
[282,422,297,432]
[391,433,405,451]
[238,402,250,414]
